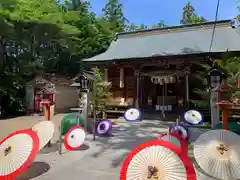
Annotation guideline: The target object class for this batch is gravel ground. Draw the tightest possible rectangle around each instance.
[1,115,212,180]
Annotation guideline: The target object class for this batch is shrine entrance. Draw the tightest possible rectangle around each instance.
[138,68,189,118]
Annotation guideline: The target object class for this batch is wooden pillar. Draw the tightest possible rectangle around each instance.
[123,68,127,104]
[139,76,144,108]
[135,70,140,109]
[120,68,124,88]
[165,82,167,111]
[162,84,165,118]
[185,72,189,108]
[104,68,108,82]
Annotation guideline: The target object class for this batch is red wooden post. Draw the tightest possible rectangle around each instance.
[222,108,229,130]
[41,100,51,121]
[46,104,50,121]
[217,102,232,130]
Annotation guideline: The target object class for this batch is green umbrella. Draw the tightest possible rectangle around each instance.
[61,113,84,135]
[214,122,240,135]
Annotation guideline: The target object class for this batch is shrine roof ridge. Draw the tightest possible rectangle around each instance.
[84,19,240,62]
[116,20,232,38]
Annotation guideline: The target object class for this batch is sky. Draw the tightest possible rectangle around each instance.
[87,0,239,26]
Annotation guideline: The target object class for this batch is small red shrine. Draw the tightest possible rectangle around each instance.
[26,76,56,115]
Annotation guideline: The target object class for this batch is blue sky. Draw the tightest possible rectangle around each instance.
[88,0,239,26]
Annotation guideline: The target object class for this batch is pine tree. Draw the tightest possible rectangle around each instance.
[102,0,128,33]
[180,2,206,24]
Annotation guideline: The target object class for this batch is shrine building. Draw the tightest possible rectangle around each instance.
[83,20,240,116]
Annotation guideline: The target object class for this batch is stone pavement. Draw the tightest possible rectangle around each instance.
[17,120,170,180]
[1,115,209,180]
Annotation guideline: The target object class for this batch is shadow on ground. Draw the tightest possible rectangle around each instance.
[40,143,59,154]
[78,143,90,151]
[40,141,90,154]
[16,162,50,180]
[90,121,169,168]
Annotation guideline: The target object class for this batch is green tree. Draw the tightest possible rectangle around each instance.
[90,68,112,118]
[102,0,128,33]
[191,57,240,110]
[0,0,118,116]
[152,20,168,28]
[0,0,82,116]
[180,2,206,24]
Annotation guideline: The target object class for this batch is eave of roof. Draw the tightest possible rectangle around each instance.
[83,19,240,62]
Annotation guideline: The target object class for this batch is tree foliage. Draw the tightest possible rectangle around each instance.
[90,68,112,118]
[180,2,206,24]
[0,0,208,117]
[191,57,240,110]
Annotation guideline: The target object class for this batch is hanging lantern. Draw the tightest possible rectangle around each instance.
[169,76,175,83]
[159,77,163,85]
[155,77,159,84]
[153,77,157,84]
[120,68,124,88]
[151,77,154,83]
[164,76,169,84]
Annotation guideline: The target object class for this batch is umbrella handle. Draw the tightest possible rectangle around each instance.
[58,124,62,155]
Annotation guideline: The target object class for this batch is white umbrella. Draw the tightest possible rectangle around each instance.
[124,108,141,122]
[193,165,218,180]
[194,129,240,179]
[184,110,203,125]
[32,121,55,150]
[64,126,86,151]
[0,129,39,179]
[120,139,196,180]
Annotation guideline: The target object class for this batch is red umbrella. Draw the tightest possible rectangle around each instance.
[120,139,196,180]
[0,129,39,179]
[64,126,86,151]
[158,132,188,154]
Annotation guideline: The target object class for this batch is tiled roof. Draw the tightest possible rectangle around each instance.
[84,20,240,62]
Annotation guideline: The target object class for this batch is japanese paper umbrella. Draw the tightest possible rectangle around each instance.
[193,129,240,179]
[0,129,39,179]
[158,133,181,147]
[193,165,218,180]
[184,110,203,125]
[158,133,188,154]
[124,108,141,122]
[169,124,189,140]
[120,139,196,180]
[96,120,112,135]
[32,121,55,150]
[64,126,86,151]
